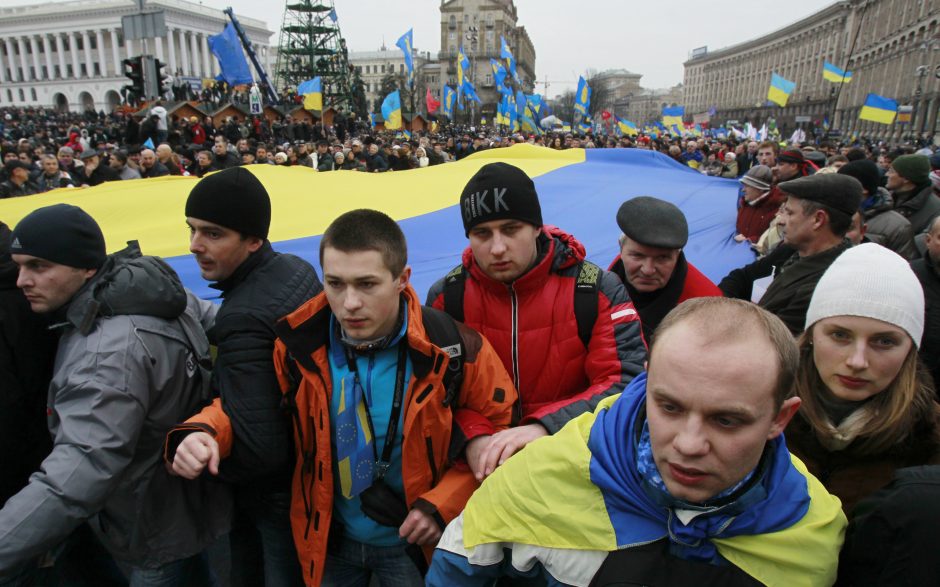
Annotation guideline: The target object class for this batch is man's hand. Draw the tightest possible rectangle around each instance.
[171,432,220,479]
[476,424,548,480]
[399,508,442,545]
[465,434,492,481]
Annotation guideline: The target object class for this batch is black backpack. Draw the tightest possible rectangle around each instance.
[441,261,602,349]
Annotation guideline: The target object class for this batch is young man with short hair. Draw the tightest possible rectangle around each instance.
[271,209,515,586]
[429,298,847,586]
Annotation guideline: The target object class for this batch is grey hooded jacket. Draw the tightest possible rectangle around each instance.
[0,242,232,573]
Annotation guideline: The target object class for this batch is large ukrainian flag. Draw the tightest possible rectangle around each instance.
[0,146,756,300]
[859,93,898,124]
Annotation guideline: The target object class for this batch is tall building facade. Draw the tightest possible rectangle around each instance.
[439,0,535,118]
[683,0,940,141]
[0,0,273,113]
[348,47,439,112]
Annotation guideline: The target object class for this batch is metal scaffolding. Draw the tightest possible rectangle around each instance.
[274,0,355,112]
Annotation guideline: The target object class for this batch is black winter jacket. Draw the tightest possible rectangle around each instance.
[912,253,940,390]
[207,243,322,487]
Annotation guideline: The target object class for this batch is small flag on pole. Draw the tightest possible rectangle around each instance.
[858,94,898,125]
[767,73,796,107]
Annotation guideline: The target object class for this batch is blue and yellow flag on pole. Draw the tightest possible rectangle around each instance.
[767,73,796,107]
[369,112,376,129]
[616,116,638,136]
[859,93,898,124]
[462,80,481,104]
[662,106,684,128]
[500,35,518,82]
[396,29,415,88]
[457,47,470,92]
[574,76,591,116]
[822,61,852,84]
[491,58,511,95]
[298,76,322,111]
[442,85,456,120]
[381,90,402,129]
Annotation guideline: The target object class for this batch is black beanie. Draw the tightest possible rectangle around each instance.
[185,167,271,239]
[459,162,542,236]
[838,159,880,195]
[10,204,106,269]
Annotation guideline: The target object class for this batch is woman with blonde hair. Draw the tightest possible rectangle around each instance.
[785,243,940,515]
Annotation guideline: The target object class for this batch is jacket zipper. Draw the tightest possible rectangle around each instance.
[509,285,520,392]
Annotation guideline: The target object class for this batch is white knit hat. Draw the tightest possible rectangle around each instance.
[805,243,925,347]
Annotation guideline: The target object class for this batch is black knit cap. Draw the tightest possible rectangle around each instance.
[10,204,106,269]
[185,167,271,239]
[778,174,864,217]
[616,196,688,249]
[459,162,542,236]
[838,159,880,195]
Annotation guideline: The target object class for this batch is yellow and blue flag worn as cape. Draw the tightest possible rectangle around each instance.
[451,373,846,587]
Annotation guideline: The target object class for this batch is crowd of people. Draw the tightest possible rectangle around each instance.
[2,96,940,587]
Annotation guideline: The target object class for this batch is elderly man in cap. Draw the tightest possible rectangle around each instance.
[720,173,863,334]
[887,154,940,234]
[77,149,120,187]
[0,204,228,584]
[166,167,322,586]
[610,196,721,341]
[0,161,38,198]
[734,165,781,244]
[427,162,646,480]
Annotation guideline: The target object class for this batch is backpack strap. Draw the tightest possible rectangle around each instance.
[441,264,467,324]
[420,306,465,408]
[573,261,602,349]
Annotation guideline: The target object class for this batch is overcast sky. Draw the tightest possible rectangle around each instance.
[4,0,832,93]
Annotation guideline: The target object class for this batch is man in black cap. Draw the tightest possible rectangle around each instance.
[0,204,229,583]
[76,150,121,187]
[720,173,863,334]
[166,166,322,587]
[609,196,722,341]
[426,162,646,480]
[0,161,38,198]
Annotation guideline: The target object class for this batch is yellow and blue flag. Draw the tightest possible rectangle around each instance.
[822,61,852,83]
[491,58,511,95]
[457,47,470,91]
[396,29,415,88]
[442,85,456,119]
[767,73,795,107]
[500,35,518,82]
[574,76,591,116]
[298,76,322,111]
[461,80,481,104]
[615,116,638,136]
[381,90,402,129]
[662,106,684,128]
[859,93,898,125]
[369,112,376,129]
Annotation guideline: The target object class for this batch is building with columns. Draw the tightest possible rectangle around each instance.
[0,0,273,113]
[683,0,940,141]
[348,47,439,112]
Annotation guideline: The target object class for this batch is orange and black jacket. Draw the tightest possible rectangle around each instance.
[270,285,515,586]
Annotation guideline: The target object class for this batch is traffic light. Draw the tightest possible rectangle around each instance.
[154,59,170,98]
[122,56,144,105]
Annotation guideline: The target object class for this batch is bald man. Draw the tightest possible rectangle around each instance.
[139,148,170,179]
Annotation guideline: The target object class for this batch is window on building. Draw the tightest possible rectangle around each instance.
[80,64,87,77]
[30,88,36,101]
[18,88,25,102]
[449,15,456,27]
[54,65,60,78]
[63,38,70,50]
[486,42,493,53]
[7,89,12,102]
[90,36,97,50]
[464,14,469,24]
[17,67,23,82]
[29,66,35,79]
[94,63,100,76]
[486,30,494,42]
[77,37,83,50]
[449,31,456,42]
[381,64,385,73]
[66,64,73,77]
[42,65,48,78]
[485,74,492,85]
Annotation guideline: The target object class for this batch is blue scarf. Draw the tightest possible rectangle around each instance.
[588,373,810,564]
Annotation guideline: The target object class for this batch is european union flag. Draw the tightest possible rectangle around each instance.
[500,36,518,82]
[859,93,898,125]
[396,29,415,87]
[767,73,796,107]
[381,90,402,129]
[208,23,253,86]
[574,76,591,116]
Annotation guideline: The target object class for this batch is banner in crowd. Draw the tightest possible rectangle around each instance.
[0,146,754,300]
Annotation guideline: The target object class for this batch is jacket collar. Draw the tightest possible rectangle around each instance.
[209,241,275,294]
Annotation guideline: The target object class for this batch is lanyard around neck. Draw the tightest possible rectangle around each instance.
[344,343,408,481]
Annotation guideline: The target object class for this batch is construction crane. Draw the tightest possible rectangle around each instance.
[274,0,356,113]
[223,7,279,104]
